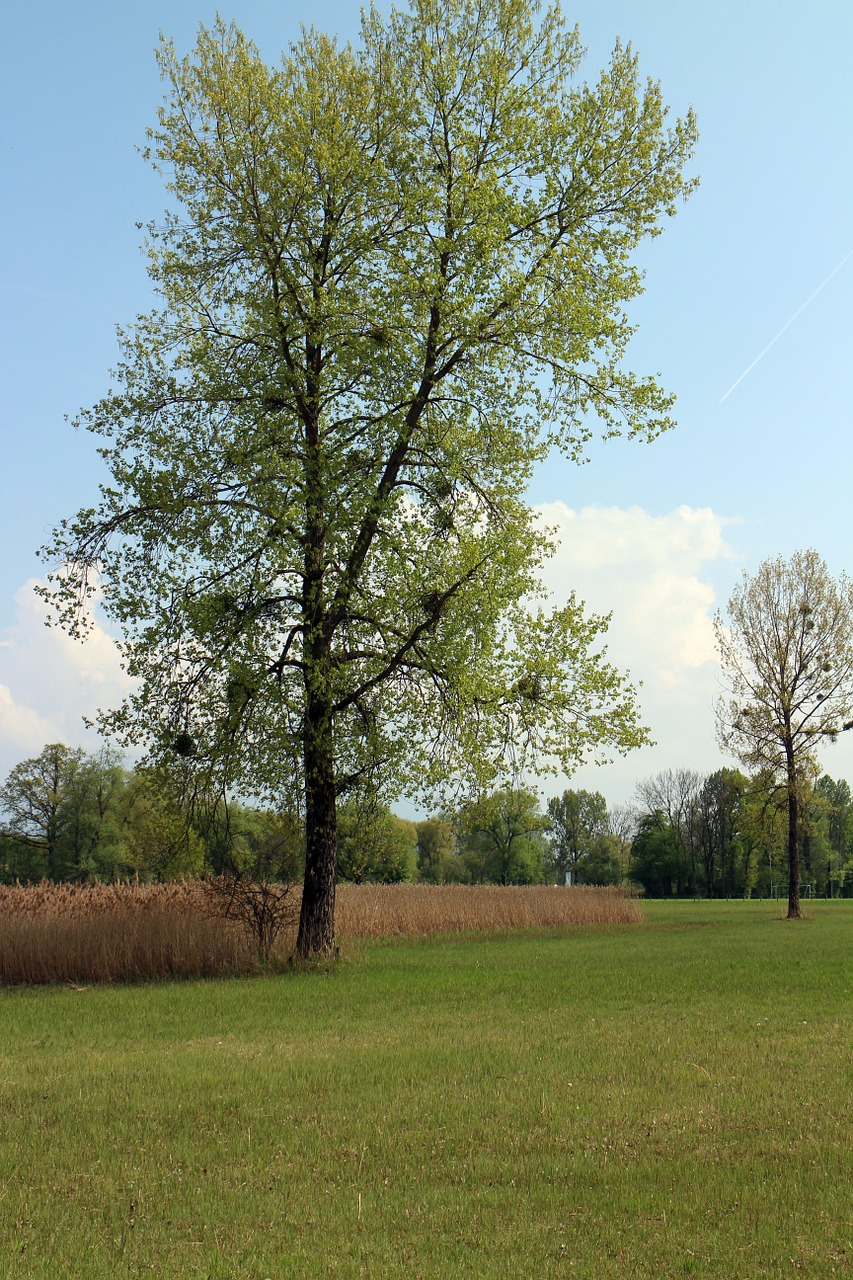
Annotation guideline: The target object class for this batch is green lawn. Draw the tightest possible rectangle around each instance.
[2,899,852,1278]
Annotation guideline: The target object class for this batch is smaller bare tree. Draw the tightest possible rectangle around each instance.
[635,768,702,893]
[199,801,303,962]
[714,550,853,919]
[204,874,299,964]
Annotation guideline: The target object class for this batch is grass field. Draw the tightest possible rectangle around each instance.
[1,899,852,1277]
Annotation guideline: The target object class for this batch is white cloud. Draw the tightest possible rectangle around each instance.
[0,683,59,756]
[536,502,733,677]
[532,503,737,804]
[0,579,134,781]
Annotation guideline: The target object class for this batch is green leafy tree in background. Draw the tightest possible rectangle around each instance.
[796,779,831,895]
[0,744,129,881]
[715,551,853,919]
[546,788,608,884]
[337,802,418,883]
[0,744,304,885]
[630,810,683,897]
[41,0,697,955]
[0,744,78,880]
[117,768,206,880]
[415,816,461,884]
[635,768,701,895]
[575,832,624,886]
[816,775,853,895]
[738,772,787,899]
[607,802,638,883]
[194,799,304,881]
[457,786,548,885]
[691,768,749,898]
[57,747,128,880]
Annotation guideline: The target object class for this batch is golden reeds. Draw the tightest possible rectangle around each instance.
[335,882,642,938]
[0,879,250,985]
[0,880,641,985]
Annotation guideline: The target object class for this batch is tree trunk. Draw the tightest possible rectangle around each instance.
[295,710,338,957]
[294,619,338,962]
[296,389,338,959]
[786,754,801,920]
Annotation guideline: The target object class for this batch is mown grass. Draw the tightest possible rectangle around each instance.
[1,900,852,1277]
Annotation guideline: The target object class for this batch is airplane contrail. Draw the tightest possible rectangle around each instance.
[720,248,853,404]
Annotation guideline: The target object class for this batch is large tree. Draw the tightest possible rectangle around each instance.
[715,551,853,919]
[42,1,697,955]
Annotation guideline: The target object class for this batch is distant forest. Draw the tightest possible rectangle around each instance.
[1,744,852,898]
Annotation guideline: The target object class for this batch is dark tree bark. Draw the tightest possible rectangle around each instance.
[296,701,338,957]
[295,358,340,958]
[786,739,801,919]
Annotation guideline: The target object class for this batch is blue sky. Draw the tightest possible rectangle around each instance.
[1,0,851,805]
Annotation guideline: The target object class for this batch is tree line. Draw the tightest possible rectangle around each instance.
[0,744,301,886]
[630,767,853,899]
[4,744,852,898]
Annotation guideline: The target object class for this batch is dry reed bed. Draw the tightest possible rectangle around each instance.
[0,880,642,986]
[335,882,642,937]
[0,880,250,985]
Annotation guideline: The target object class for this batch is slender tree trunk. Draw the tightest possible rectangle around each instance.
[46,749,64,881]
[295,703,338,957]
[46,810,64,881]
[786,751,801,919]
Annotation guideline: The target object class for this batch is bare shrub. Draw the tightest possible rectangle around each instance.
[201,874,299,963]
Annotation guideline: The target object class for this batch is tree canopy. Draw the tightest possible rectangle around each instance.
[6,742,853,900]
[42,0,698,954]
